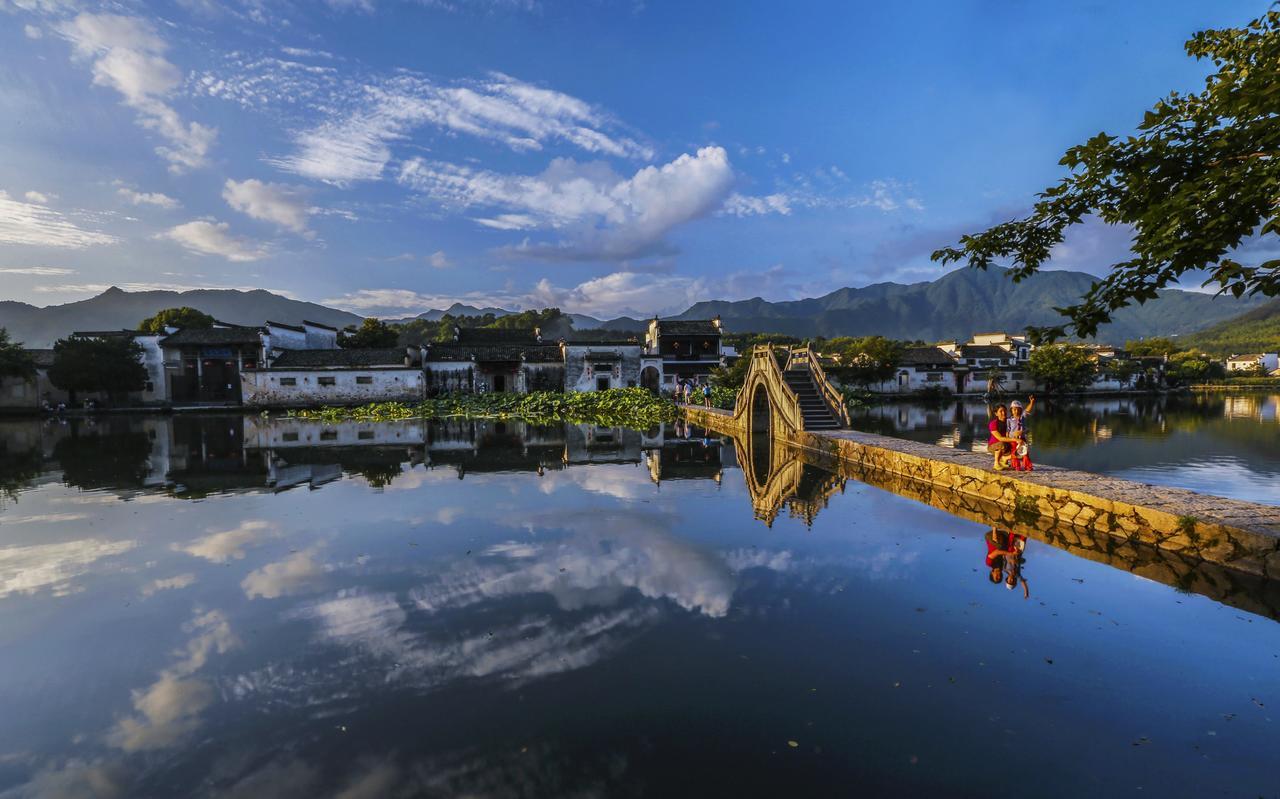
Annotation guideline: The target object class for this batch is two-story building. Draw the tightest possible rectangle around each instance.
[561,336,663,392]
[644,317,723,388]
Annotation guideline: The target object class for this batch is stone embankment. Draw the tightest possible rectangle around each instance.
[683,405,1280,578]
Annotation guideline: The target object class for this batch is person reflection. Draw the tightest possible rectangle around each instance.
[984,527,1030,598]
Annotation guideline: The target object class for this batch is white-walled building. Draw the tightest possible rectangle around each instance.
[240,348,424,407]
[1226,353,1279,374]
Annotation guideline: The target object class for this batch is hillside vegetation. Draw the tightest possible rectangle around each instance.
[1182,299,1280,355]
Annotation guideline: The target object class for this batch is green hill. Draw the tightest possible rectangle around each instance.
[675,267,1266,343]
[1183,298,1280,355]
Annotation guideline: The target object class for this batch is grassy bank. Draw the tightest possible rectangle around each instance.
[286,388,678,427]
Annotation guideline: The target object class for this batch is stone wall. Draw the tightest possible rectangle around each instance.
[241,368,424,407]
[682,404,1280,578]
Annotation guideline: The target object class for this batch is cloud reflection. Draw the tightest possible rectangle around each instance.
[174,520,278,563]
[0,539,137,598]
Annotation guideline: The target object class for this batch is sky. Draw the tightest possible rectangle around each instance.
[0,0,1265,319]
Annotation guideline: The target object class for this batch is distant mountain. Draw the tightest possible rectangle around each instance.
[1182,298,1280,356]
[674,267,1267,344]
[386,303,515,323]
[2,267,1264,348]
[0,287,363,347]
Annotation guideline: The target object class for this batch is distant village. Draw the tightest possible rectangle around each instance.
[1,313,1277,412]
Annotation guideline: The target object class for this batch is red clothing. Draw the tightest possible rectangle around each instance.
[985,531,1013,566]
[988,419,1005,446]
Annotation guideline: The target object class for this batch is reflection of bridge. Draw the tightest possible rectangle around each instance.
[732,431,846,527]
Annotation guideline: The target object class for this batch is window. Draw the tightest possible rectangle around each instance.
[356,375,373,385]
[320,431,337,441]
[282,432,299,442]
[279,377,297,386]
[318,376,336,387]
[926,373,943,382]
[358,430,375,440]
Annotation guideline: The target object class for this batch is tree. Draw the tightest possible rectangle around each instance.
[933,11,1280,341]
[0,328,36,383]
[138,307,215,334]
[340,318,400,349]
[1124,337,1180,357]
[1026,344,1097,393]
[1103,358,1139,387]
[834,336,903,388]
[709,355,751,390]
[48,336,148,404]
[1165,350,1222,385]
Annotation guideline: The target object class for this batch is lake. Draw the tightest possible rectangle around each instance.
[0,413,1278,797]
[851,392,1280,505]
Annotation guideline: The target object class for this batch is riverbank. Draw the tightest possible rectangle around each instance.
[682,404,1280,577]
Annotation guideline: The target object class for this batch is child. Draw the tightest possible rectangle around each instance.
[1005,396,1036,471]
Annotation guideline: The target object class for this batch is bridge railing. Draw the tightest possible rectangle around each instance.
[786,345,852,428]
[733,344,803,433]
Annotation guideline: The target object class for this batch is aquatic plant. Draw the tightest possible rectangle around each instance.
[287,388,678,427]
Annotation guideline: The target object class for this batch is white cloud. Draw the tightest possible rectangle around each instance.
[141,573,196,596]
[0,190,120,249]
[256,71,651,183]
[116,185,181,209]
[222,178,311,235]
[159,220,267,262]
[427,250,451,269]
[107,610,238,752]
[175,520,277,562]
[241,548,326,599]
[722,192,791,217]
[0,538,137,598]
[24,23,42,38]
[58,13,217,172]
[399,146,735,261]
[0,266,76,276]
[24,190,50,203]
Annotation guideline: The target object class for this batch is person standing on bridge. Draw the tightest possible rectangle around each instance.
[701,382,712,408]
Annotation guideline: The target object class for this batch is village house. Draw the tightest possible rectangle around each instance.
[240,348,424,407]
[872,346,958,393]
[644,317,724,388]
[422,327,564,394]
[1226,353,1279,374]
[935,332,1033,393]
[561,336,661,392]
[161,320,337,404]
[1,349,56,411]
[0,331,168,410]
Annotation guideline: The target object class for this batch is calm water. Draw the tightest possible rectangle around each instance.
[1,414,1278,797]
[851,393,1280,505]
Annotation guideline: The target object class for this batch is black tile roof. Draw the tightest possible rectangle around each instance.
[655,320,720,335]
[455,327,540,344]
[959,344,1012,359]
[563,336,642,345]
[160,327,264,346]
[302,319,337,331]
[900,346,956,366]
[425,343,563,363]
[266,320,305,332]
[270,348,410,368]
[23,349,55,368]
[71,329,147,338]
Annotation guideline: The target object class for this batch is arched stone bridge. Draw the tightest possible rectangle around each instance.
[731,345,851,436]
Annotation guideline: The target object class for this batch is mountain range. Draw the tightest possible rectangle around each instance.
[0,268,1266,347]
[0,287,362,348]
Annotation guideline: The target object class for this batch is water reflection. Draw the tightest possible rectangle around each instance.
[851,393,1280,503]
[3,413,1280,796]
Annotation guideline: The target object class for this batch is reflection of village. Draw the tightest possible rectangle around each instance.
[0,415,846,526]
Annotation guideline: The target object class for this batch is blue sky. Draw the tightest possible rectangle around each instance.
[0,0,1264,318]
